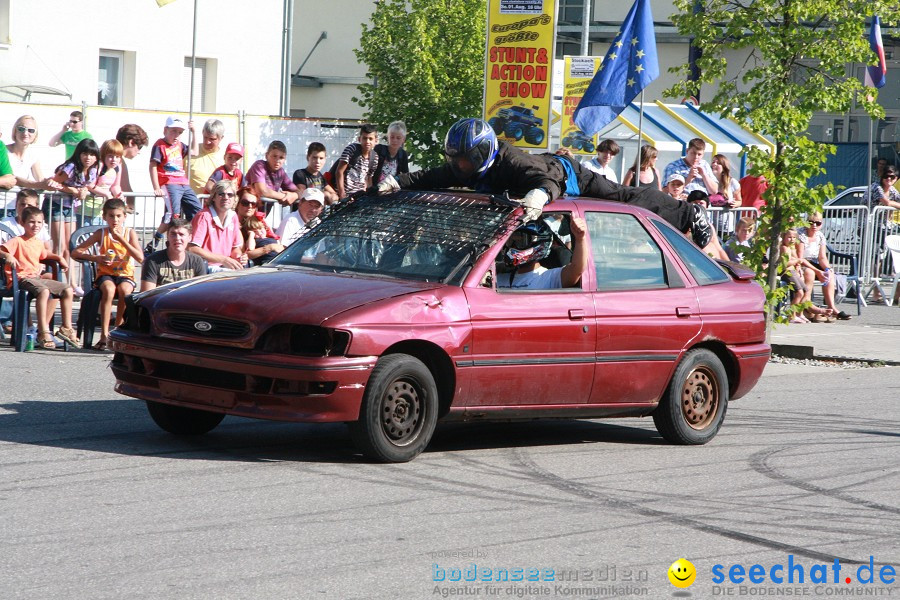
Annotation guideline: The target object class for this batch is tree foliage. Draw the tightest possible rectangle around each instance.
[354,0,487,168]
[666,0,895,330]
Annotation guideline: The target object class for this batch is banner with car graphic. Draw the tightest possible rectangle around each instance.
[482,0,557,150]
[561,56,602,155]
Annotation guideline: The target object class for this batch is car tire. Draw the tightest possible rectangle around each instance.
[584,143,595,153]
[652,349,728,445]
[146,400,225,435]
[349,354,439,463]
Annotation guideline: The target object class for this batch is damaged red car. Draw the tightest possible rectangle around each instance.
[110,191,769,462]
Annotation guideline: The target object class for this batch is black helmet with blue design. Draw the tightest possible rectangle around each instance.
[444,118,499,185]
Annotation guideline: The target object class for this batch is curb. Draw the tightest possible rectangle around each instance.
[771,344,899,366]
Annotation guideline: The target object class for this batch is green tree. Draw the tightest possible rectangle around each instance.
[666,0,894,331]
[354,0,487,169]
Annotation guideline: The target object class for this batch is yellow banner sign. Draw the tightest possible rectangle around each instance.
[561,56,602,155]
[482,0,557,150]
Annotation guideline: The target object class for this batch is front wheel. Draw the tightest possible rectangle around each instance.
[146,400,225,435]
[652,349,728,444]
[349,354,438,462]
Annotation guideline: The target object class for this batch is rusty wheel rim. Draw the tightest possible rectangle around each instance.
[381,379,422,446]
[681,366,719,430]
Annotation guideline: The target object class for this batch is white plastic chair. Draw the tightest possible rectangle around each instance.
[886,235,900,306]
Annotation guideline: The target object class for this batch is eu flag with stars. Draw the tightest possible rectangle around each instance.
[573,0,659,135]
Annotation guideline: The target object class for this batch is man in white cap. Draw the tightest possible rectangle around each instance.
[276,187,325,246]
[665,173,687,200]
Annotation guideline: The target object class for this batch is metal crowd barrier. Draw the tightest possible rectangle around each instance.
[862,206,900,284]
[707,206,759,242]
[822,205,869,279]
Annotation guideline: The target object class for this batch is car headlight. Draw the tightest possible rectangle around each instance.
[255,325,351,356]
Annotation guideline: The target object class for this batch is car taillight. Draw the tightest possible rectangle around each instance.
[256,325,350,357]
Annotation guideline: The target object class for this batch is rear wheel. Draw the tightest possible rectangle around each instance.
[505,123,524,141]
[653,349,728,444]
[349,354,438,462]
[146,401,225,435]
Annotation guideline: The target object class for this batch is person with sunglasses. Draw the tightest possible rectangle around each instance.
[869,165,900,212]
[798,212,850,320]
[187,180,244,271]
[6,116,51,196]
[235,188,283,265]
[48,111,93,160]
[0,128,17,217]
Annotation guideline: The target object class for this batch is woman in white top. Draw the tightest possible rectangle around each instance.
[6,115,45,189]
[798,212,851,320]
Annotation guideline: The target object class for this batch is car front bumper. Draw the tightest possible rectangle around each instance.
[109,331,376,423]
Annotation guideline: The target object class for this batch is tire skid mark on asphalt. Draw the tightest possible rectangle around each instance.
[510,447,878,566]
[748,446,900,516]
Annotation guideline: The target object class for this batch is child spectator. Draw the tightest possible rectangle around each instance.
[686,189,709,209]
[235,188,283,265]
[0,205,80,349]
[780,229,812,324]
[146,117,201,255]
[293,142,339,205]
[246,140,299,217]
[71,198,143,351]
[205,142,244,193]
[80,139,125,227]
[47,138,101,294]
[334,124,378,200]
[48,111,92,160]
[93,140,124,200]
[140,217,207,291]
[581,139,620,182]
[725,217,755,263]
[240,213,267,254]
[0,190,52,335]
[663,138,719,195]
[188,180,244,271]
[372,121,410,185]
[276,187,325,246]
[664,173,686,200]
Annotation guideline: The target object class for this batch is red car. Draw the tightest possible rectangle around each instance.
[110,191,769,462]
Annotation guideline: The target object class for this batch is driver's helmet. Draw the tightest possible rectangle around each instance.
[503,220,553,268]
[444,118,499,184]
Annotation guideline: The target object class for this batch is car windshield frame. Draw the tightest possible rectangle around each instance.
[268,191,520,285]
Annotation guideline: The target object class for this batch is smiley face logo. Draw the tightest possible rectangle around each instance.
[668,558,696,588]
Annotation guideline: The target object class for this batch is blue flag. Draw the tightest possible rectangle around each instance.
[573,0,659,135]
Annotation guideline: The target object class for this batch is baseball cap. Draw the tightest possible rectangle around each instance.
[225,142,244,157]
[666,173,686,185]
[302,188,325,205]
[165,116,185,129]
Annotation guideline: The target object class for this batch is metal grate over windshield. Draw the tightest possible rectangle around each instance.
[270,191,521,284]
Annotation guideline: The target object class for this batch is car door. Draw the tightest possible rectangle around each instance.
[586,211,703,405]
[461,212,597,408]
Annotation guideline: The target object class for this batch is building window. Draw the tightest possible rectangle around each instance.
[98,50,124,106]
[559,0,584,23]
[0,0,10,45]
[183,57,207,112]
[556,41,582,59]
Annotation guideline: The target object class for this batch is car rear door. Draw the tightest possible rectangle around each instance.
[586,211,703,405]
[461,212,596,408]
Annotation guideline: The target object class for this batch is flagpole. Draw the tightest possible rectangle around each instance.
[634,90,645,186]
[186,0,198,181]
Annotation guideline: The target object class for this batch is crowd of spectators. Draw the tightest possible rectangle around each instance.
[2,111,898,349]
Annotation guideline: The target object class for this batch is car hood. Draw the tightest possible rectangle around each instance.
[135,266,444,324]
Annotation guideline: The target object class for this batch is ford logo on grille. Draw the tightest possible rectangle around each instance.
[194,321,213,332]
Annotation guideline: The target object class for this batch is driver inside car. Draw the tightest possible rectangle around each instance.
[498,216,589,290]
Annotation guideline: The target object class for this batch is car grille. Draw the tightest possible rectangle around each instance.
[167,314,251,339]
